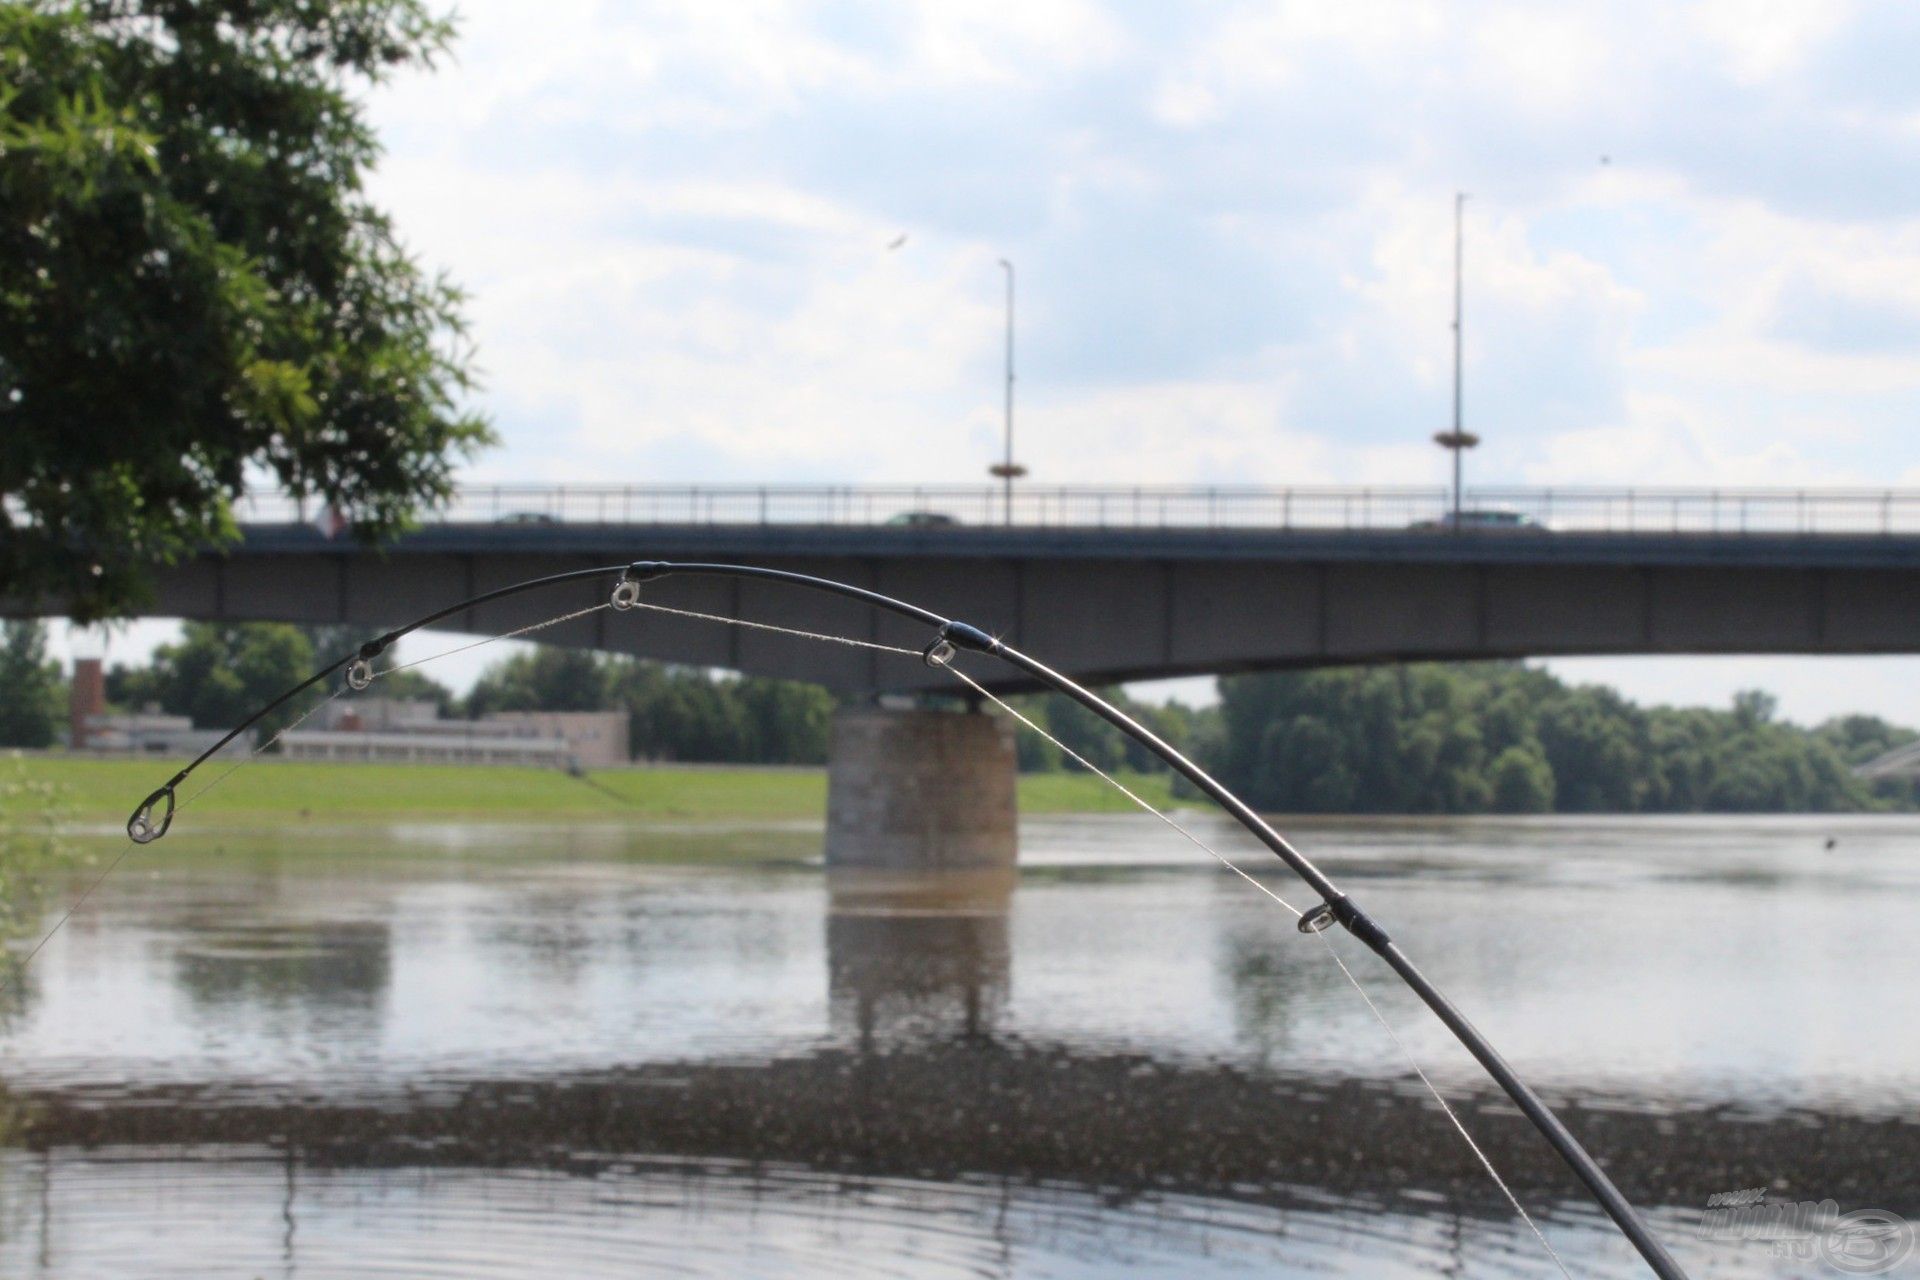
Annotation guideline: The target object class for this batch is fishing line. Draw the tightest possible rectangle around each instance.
[374,603,614,677]
[947,658,1567,1271]
[7,597,621,980]
[4,844,137,992]
[1311,927,1574,1278]
[623,599,924,657]
[98,559,1688,1278]
[176,686,347,812]
[582,595,1564,1270]
[943,665,1303,919]
[12,680,344,987]
[193,602,617,807]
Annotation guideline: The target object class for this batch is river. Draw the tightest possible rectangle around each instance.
[0,812,1913,1277]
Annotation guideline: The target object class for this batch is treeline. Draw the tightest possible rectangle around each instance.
[467,647,837,765]
[5,620,1916,813]
[914,661,1918,814]
[1206,664,1917,814]
[0,623,63,749]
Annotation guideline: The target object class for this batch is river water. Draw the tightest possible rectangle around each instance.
[0,812,1914,1277]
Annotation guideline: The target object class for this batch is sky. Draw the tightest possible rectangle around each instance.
[55,0,1920,723]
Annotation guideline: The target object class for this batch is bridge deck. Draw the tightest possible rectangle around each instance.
[113,509,1920,693]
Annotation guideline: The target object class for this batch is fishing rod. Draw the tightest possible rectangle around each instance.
[123,558,1692,1279]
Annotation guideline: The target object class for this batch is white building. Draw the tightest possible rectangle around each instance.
[277,728,573,767]
[78,710,246,760]
[279,698,629,768]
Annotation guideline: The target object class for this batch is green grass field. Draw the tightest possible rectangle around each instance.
[5,754,1182,828]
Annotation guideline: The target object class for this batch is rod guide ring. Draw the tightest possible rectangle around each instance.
[126,786,175,845]
[1298,902,1339,934]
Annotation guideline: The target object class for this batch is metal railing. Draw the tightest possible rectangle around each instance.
[232,484,1920,536]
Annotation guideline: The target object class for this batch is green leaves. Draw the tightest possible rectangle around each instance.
[1210,663,1894,815]
[0,622,64,749]
[122,622,316,739]
[0,1,491,619]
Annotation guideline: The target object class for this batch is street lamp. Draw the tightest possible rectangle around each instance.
[987,258,1025,524]
[1432,192,1477,526]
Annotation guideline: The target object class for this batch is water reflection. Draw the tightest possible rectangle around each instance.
[827,870,1014,1049]
[174,921,390,1013]
[0,1147,1706,1280]
[0,814,1916,1277]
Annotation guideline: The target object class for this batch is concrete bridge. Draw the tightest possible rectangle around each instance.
[25,481,1920,869]
[124,483,1920,694]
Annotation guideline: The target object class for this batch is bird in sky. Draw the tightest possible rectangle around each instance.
[886,233,908,251]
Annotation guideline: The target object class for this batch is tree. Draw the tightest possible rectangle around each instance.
[1488,744,1555,813]
[1,1,491,620]
[137,623,314,737]
[466,648,609,717]
[0,621,62,747]
[1204,660,1902,816]
[1815,714,1915,767]
[1035,693,1126,774]
[1535,687,1647,811]
[374,668,455,714]
[734,677,835,764]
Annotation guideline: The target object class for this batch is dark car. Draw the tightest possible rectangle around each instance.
[1409,508,1549,532]
[885,511,960,529]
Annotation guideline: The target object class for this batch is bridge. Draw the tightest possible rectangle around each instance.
[115,482,1920,695]
[25,480,1920,868]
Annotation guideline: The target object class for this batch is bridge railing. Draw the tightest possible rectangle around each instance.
[231,484,1920,535]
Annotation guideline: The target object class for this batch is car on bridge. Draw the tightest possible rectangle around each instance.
[1409,508,1550,533]
[885,511,961,529]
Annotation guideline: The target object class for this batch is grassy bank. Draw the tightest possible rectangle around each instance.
[7,756,1181,828]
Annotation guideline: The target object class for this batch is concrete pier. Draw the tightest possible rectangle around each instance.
[824,707,1017,871]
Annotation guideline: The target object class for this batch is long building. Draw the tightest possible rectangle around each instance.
[276,728,574,768]
[67,658,247,759]
[278,698,628,768]
[66,664,630,770]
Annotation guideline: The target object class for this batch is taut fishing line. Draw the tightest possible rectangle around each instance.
[176,686,347,812]
[27,559,1689,1277]
[181,604,616,813]
[373,603,614,678]
[940,665,1303,919]
[0,597,614,1006]
[944,659,1568,1277]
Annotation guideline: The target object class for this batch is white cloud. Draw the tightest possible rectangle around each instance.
[353,0,1920,499]
[1687,0,1853,83]
[44,2,1920,721]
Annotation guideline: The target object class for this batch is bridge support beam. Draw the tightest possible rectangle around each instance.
[825,706,1017,870]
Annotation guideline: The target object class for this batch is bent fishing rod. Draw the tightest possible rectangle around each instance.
[123,558,1691,1280]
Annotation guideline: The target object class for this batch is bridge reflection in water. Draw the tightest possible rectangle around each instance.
[828,870,1014,1049]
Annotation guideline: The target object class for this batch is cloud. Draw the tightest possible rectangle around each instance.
[356,0,1920,494]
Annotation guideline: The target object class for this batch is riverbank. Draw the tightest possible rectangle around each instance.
[4,755,1182,827]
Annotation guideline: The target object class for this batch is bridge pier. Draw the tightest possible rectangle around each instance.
[825,706,1017,871]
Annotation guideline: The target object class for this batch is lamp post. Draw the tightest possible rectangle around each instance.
[987,258,1025,524]
[1432,192,1478,527]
